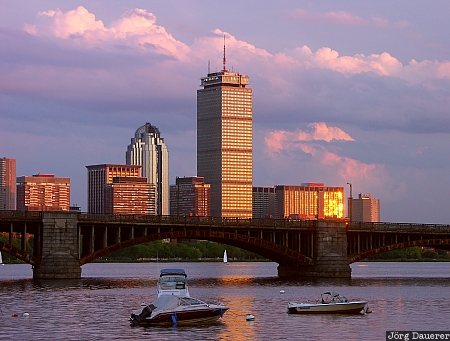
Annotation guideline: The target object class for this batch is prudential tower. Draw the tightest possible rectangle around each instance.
[197,42,253,218]
[126,123,169,215]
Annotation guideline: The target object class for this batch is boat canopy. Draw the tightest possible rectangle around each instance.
[159,269,187,277]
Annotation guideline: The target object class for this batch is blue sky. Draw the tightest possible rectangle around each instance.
[1,1,450,223]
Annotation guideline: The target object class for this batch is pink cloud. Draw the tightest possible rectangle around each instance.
[24,6,449,81]
[39,6,106,39]
[313,48,403,76]
[321,150,383,182]
[23,24,38,36]
[291,8,410,28]
[264,125,386,186]
[265,122,354,153]
[35,6,189,59]
[270,140,386,186]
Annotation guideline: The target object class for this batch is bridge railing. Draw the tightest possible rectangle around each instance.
[348,221,450,233]
[0,210,43,220]
[77,213,319,229]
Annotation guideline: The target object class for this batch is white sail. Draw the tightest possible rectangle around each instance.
[223,250,228,263]
[0,251,3,265]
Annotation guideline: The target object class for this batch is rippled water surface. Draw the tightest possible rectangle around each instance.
[1,262,450,340]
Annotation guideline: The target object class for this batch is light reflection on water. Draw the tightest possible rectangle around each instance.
[1,262,450,340]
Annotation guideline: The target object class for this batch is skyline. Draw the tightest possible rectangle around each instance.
[1,1,450,223]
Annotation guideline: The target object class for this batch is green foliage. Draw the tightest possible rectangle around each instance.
[105,240,265,262]
[0,234,34,263]
[368,247,450,261]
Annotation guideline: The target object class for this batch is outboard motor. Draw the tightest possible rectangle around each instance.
[130,304,156,326]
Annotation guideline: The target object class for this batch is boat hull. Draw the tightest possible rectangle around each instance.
[131,306,228,326]
[288,301,368,314]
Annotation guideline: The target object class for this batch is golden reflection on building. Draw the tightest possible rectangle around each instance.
[275,183,344,219]
[197,66,253,218]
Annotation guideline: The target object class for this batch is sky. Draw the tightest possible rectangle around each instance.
[1,1,450,223]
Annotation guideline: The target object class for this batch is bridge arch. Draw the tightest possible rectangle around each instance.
[349,238,450,263]
[79,229,314,267]
[0,242,36,266]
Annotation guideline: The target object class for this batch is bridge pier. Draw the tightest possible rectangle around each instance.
[278,221,351,278]
[33,212,81,280]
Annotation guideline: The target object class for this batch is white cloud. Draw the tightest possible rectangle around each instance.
[34,6,189,59]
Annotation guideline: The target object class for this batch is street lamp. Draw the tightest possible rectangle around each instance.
[346,182,352,221]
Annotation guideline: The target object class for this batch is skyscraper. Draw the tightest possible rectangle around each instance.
[197,45,253,218]
[0,157,16,210]
[16,173,70,211]
[126,123,169,215]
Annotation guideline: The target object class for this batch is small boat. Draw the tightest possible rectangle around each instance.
[287,292,368,315]
[130,294,229,326]
[130,268,229,326]
[223,250,228,263]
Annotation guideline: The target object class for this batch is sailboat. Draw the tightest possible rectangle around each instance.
[0,251,4,266]
[223,250,228,263]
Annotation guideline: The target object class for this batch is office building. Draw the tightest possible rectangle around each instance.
[197,46,253,217]
[16,174,70,211]
[86,164,145,214]
[0,157,16,210]
[170,176,211,217]
[126,123,169,215]
[105,177,155,215]
[349,193,380,222]
[252,186,276,218]
[275,183,344,219]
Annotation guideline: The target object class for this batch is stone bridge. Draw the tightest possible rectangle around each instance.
[1,211,449,279]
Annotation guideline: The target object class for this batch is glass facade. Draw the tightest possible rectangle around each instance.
[126,123,169,215]
[275,184,344,219]
[197,70,253,218]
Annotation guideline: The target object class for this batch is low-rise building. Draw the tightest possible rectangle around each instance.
[16,173,70,211]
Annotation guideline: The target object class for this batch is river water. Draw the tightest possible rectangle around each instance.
[1,262,449,340]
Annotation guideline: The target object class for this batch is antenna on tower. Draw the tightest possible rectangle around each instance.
[222,34,227,72]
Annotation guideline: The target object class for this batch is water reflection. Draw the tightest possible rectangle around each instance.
[1,262,450,340]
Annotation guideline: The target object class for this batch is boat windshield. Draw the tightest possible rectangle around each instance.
[179,297,205,306]
[159,276,186,290]
[321,292,349,304]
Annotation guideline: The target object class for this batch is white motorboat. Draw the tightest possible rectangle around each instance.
[288,292,369,315]
[130,268,229,326]
[130,294,229,326]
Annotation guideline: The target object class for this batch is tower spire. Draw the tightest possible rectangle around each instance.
[222,35,227,72]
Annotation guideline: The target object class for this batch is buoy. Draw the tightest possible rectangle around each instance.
[22,312,30,317]
[12,313,18,317]
[280,290,285,294]
[246,314,255,321]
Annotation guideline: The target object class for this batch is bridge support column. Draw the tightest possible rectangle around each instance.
[278,221,351,278]
[33,212,81,280]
